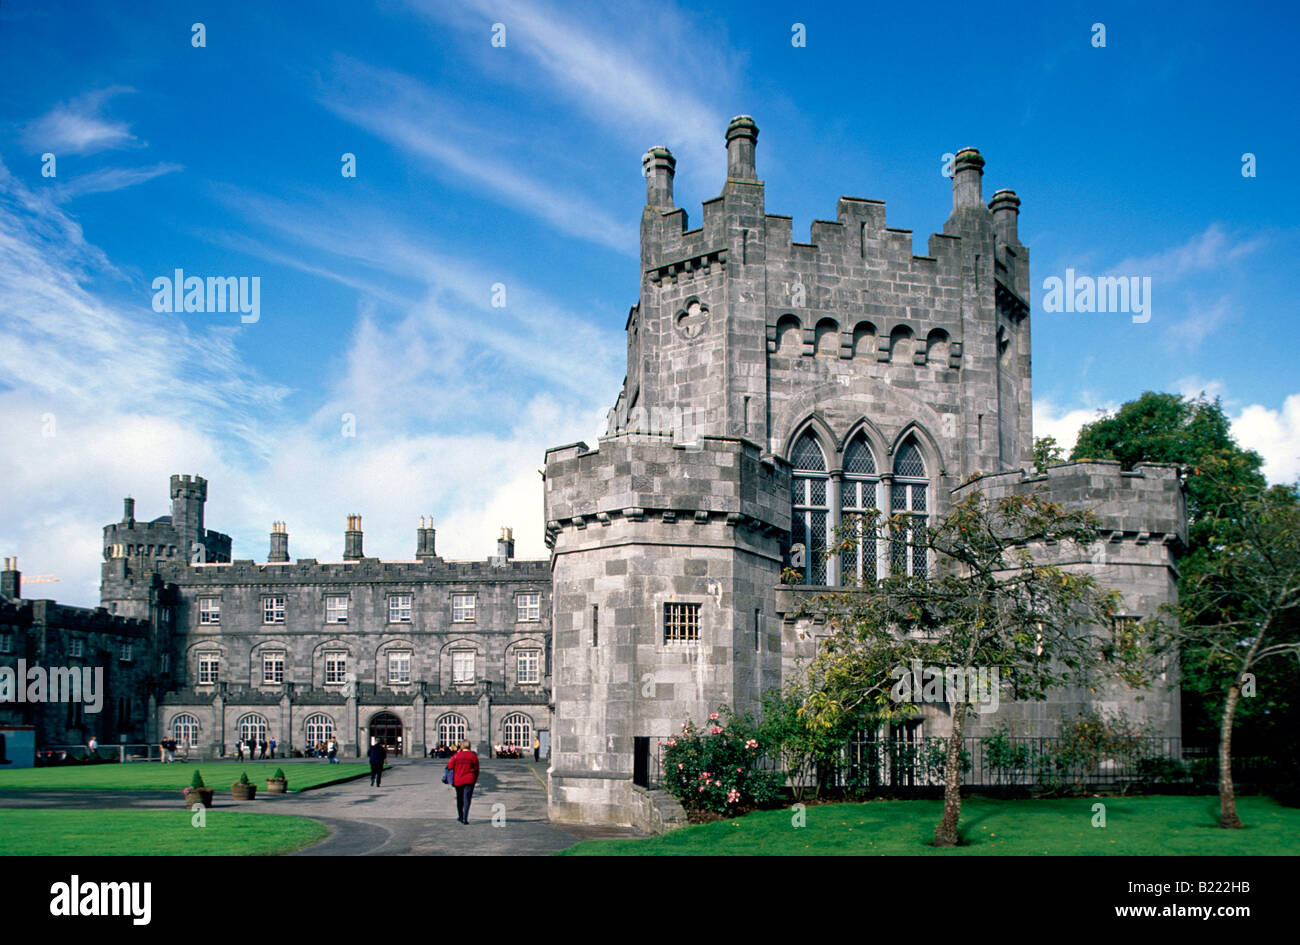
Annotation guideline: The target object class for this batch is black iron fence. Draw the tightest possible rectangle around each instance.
[649,734,1282,795]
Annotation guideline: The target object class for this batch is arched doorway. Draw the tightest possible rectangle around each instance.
[369,712,403,756]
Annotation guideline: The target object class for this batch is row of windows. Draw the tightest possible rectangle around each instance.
[169,712,534,750]
[0,634,141,662]
[791,431,930,586]
[194,650,544,687]
[197,593,542,626]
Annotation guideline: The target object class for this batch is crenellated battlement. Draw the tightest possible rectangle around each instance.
[544,433,789,547]
[954,461,1188,551]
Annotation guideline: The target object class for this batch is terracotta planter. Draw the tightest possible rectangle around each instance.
[265,778,288,794]
[231,782,257,800]
[184,788,214,809]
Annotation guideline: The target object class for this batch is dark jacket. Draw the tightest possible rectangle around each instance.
[447,749,479,787]
[367,743,388,768]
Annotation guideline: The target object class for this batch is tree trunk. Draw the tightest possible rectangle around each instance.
[1218,683,1244,829]
[933,706,966,847]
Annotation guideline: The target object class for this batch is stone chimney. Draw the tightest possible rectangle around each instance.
[725,115,759,180]
[951,147,985,211]
[643,146,675,210]
[1,557,19,599]
[417,516,437,560]
[989,188,1021,245]
[123,497,135,525]
[343,514,364,560]
[269,522,289,562]
[497,527,515,560]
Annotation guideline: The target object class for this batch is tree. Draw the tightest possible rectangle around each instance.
[1155,464,1300,827]
[1070,391,1300,760]
[799,490,1137,847]
[1033,435,1065,472]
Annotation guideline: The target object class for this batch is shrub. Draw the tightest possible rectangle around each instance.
[189,770,206,789]
[981,725,1032,783]
[271,768,286,781]
[238,771,251,785]
[662,708,782,818]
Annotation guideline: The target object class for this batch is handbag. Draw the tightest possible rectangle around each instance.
[442,766,455,785]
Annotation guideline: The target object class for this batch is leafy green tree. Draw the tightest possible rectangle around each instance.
[1070,391,1300,762]
[1033,435,1065,472]
[800,491,1136,847]
[1154,465,1300,827]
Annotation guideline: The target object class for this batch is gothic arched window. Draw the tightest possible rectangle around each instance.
[840,434,881,582]
[891,439,929,577]
[790,431,829,585]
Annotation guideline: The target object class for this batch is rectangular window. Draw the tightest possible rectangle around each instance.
[0,633,12,654]
[160,652,170,673]
[325,653,347,684]
[452,651,475,684]
[68,637,83,658]
[664,602,701,645]
[197,654,220,684]
[388,652,411,685]
[517,650,541,685]
[198,598,221,625]
[452,594,476,623]
[262,596,285,624]
[388,594,412,623]
[325,596,349,624]
[516,593,540,622]
[592,604,598,647]
[755,609,762,651]
[262,653,284,684]
[119,642,133,662]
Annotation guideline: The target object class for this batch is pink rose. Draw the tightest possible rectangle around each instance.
[709,712,720,721]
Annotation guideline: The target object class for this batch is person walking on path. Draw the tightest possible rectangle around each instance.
[327,738,338,764]
[269,737,277,759]
[367,737,388,787]
[446,739,480,824]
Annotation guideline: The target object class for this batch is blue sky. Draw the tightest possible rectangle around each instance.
[1,0,1297,606]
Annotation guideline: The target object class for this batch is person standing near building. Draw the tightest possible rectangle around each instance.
[327,737,338,764]
[532,735,540,763]
[87,736,98,760]
[269,737,277,759]
[446,739,479,824]
[367,736,387,787]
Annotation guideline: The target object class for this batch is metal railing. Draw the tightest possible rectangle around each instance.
[648,734,1280,795]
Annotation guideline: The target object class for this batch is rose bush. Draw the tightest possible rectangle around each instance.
[661,708,781,818]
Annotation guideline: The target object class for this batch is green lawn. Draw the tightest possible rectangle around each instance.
[0,761,372,793]
[0,809,329,855]
[560,795,1300,855]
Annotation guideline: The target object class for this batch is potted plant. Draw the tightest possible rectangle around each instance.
[266,767,288,794]
[231,770,257,800]
[182,770,214,809]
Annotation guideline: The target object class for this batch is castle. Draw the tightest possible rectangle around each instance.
[1,117,1184,832]
[541,117,1184,827]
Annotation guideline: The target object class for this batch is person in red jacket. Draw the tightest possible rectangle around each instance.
[446,739,480,824]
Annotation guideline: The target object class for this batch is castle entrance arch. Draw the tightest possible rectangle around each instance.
[368,712,403,756]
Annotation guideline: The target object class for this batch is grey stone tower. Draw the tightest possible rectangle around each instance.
[544,117,1184,828]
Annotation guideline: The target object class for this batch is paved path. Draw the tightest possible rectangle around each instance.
[0,760,637,856]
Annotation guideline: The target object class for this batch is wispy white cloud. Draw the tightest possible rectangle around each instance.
[23,86,141,155]
[51,162,182,201]
[1110,223,1265,282]
[405,0,731,175]
[317,60,633,253]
